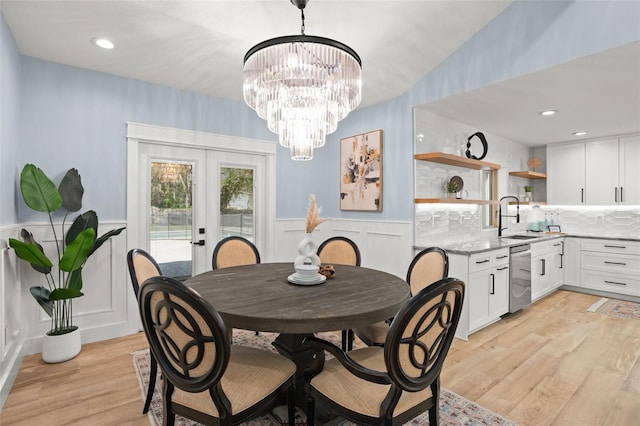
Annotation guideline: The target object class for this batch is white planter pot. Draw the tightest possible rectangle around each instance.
[42,327,81,363]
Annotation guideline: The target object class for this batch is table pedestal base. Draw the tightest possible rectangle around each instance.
[273,333,336,422]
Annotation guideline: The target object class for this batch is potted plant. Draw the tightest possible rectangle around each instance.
[524,185,533,201]
[8,164,125,363]
[446,181,459,198]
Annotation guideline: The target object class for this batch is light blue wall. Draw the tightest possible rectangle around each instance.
[19,57,279,222]
[0,13,21,226]
[5,0,640,224]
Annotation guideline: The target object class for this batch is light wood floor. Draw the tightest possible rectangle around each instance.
[1,290,639,425]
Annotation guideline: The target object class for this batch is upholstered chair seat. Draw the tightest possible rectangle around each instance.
[172,345,295,417]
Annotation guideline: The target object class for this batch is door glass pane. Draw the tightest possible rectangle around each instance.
[149,161,193,280]
[219,167,255,242]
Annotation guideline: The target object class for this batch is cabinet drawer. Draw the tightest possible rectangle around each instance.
[581,252,640,275]
[469,249,509,274]
[581,239,640,255]
[581,270,640,296]
[531,239,561,256]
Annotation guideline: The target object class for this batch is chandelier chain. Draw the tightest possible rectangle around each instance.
[300,8,305,35]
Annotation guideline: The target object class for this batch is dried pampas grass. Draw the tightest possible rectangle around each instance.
[306,194,328,233]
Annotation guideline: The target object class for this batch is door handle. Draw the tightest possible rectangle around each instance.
[191,239,205,246]
[621,187,624,203]
[541,258,546,276]
[581,188,584,203]
[489,273,495,295]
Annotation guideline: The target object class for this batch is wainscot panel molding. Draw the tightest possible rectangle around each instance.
[274,219,413,279]
[1,225,22,410]
[0,222,132,411]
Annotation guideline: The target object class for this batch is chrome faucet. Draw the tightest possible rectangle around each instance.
[498,196,520,237]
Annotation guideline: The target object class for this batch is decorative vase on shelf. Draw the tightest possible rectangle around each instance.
[294,233,321,267]
[525,191,532,202]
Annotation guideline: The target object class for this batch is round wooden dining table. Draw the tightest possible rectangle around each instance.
[185,262,410,405]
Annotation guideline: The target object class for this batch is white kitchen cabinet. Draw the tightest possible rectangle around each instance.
[585,139,618,205]
[619,135,640,204]
[531,240,559,301]
[563,237,581,287]
[547,143,585,205]
[551,240,564,290]
[548,136,640,205]
[450,248,509,338]
[580,239,640,296]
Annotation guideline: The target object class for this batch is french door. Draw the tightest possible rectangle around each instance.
[127,123,276,279]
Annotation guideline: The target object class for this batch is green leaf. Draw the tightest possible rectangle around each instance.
[89,226,126,257]
[49,288,84,300]
[68,268,83,291]
[66,211,98,246]
[9,238,53,273]
[19,164,62,213]
[59,228,95,272]
[58,168,84,212]
[18,229,52,274]
[30,287,54,317]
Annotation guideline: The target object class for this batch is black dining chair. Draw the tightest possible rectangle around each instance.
[138,275,296,426]
[126,248,163,414]
[316,236,361,351]
[304,277,465,426]
[353,247,449,347]
[212,236,261,269]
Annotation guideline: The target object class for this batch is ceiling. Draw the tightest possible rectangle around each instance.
[2,1,638,148]
[417,41,640,147]
[0,0,511,108]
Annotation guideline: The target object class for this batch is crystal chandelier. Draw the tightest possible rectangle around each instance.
[242,0,362,161]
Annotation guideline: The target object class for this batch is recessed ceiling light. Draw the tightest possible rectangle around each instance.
[573,131,588,136]
[539,110,557,116]
[91,38,114,50]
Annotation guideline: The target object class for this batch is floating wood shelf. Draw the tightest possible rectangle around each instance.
[509,171,547,179]
[415,198,499,205]
[414,152,501,170]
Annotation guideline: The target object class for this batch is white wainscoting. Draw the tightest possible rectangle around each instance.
[0,226,22,410]
[0,222,132,410]
[273,219,413,279]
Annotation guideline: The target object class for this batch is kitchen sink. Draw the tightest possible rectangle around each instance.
[500,234,542,240]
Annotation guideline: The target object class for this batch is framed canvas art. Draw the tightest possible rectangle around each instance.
[340,129,383,211]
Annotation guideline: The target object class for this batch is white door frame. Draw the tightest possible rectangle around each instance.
[126,122,277,275]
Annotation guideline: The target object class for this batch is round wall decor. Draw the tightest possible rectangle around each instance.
[465,132,488,160]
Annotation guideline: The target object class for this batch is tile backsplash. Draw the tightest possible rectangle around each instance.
[415,204,640,246]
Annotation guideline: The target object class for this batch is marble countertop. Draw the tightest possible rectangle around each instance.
[415,232,640,255]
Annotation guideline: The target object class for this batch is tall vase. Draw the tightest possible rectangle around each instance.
[294,233,321,267]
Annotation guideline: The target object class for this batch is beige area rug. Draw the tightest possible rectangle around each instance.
[133,330,516,426]
[587,297,640,320]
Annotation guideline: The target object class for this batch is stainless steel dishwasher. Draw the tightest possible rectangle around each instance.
[509,243,532,313]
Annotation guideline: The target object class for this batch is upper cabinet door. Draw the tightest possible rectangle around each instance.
[619,136,640,205]
[585,139,619,205]
[547,143,585,205]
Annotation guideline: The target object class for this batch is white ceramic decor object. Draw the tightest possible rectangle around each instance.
[294,233,321,267]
